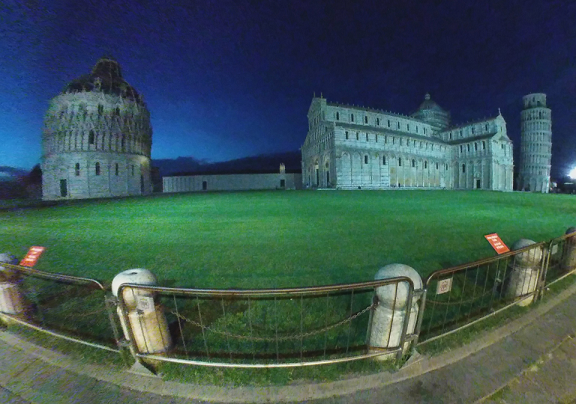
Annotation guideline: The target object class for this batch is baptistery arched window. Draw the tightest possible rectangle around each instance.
[95,162,101,176]
[89,130,95,145]
[75,163,80,176]
[364,155,369,164]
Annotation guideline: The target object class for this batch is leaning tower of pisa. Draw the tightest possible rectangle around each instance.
[41,57,153,200]
[518,93,552,193]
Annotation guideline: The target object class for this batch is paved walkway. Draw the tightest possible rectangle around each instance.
[3,282,576,403]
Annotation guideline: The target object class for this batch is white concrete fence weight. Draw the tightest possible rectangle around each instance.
[0,253,27,317]
[562,227,576,272]
[506,239,542,306]
[112,269,172,355]
[368,264,423,359]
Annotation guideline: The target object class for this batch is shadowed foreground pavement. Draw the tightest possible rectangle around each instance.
[3,282,576,403]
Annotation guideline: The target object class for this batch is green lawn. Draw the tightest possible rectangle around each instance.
[1,190,574,289]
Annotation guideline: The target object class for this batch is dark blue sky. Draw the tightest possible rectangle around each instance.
[2,0,576,178]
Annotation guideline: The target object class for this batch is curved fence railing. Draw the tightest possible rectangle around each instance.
[0,262,121,353]
[116,278,417,368]
[542,232,576,287]
[416,241,547,345]
[1,232,575,371]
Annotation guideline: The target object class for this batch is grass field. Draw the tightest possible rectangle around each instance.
[1,190,575,288]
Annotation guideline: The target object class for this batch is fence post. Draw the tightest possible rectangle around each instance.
[0,254,27,318]
[368,264,422,361]
[562,227,576,272]
[111,269,172,357]
[506,240,542,306]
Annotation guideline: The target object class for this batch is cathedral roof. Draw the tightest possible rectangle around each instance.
[61,57,144,104]
[415,93,446,113]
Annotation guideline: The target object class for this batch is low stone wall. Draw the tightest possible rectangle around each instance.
[163,173,302,193]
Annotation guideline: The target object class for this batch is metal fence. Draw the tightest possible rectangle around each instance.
[417,233,576,346]
[0,262,120,353]
[1,232,576,370]
[116,278,417,368]
[543,232,576,287]
[416,242,546,345]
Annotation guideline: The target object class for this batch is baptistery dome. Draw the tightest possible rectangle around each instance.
[62,57,143,103]
[41,57,152,200]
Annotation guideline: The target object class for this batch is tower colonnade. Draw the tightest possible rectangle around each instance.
[517,93,552,193]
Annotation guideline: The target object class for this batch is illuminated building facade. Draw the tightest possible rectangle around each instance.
[302,94,514,191]
[42,57,152,200]
[517,93,552,193]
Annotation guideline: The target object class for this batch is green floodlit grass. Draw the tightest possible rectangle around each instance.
[1,190,575,289]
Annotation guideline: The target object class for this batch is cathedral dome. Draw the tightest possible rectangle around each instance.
[411,93,451,130]
[416,93,446,113]
[61,57,143,104]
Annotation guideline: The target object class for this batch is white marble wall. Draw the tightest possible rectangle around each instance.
[42,91,152,200]
[163,173,302,193]
[518,93,552,193]
[302,97,513,191]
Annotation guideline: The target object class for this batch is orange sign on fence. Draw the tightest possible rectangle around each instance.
[484,233,509,254]
[20,246,46,267]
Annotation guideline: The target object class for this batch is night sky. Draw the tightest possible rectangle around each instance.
[2,0,576,178]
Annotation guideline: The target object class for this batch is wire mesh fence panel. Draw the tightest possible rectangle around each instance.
[118,278,414,367]
[544,233,576,286]
[161,290,372,363]
[418,243,545,344]
[0,263,119,352]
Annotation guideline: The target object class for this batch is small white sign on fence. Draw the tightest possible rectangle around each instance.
[136,296,155,312]
[437,278,453,295]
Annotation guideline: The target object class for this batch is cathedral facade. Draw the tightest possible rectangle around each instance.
[301,94,514,191]
[41,57,152,200]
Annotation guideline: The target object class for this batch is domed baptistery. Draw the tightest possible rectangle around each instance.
[41,57,152,200]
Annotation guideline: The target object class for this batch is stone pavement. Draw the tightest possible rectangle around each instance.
[2,282,576,403]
